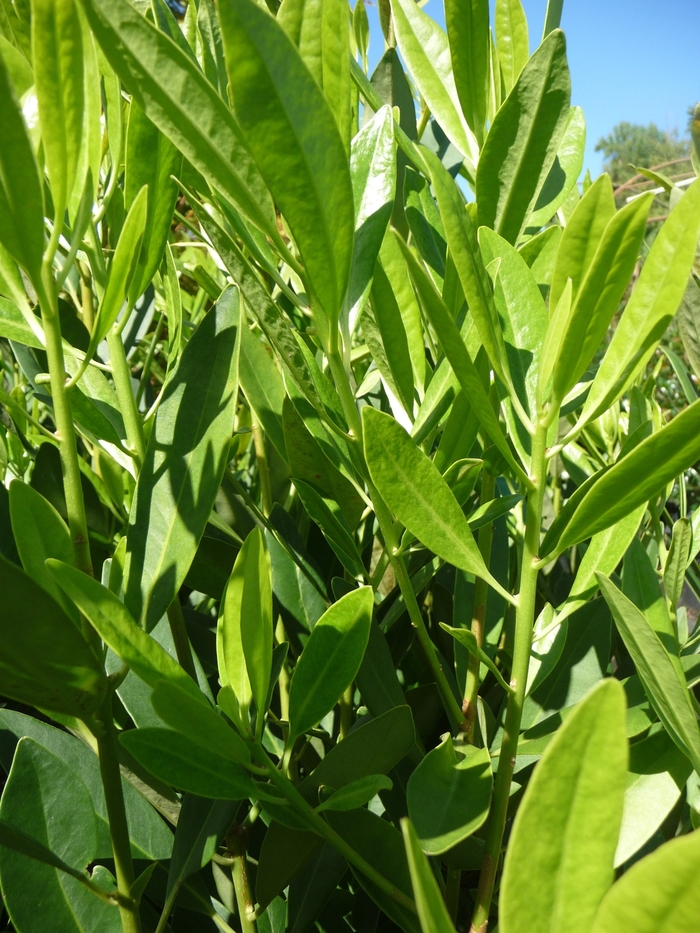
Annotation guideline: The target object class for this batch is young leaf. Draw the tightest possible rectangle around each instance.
[445,0,489,147]
[579,179,700,425]
[527,106,586,230]
[500,679,628,933]
[477,29,571,244]
[401,819,456,933]
[316,774,393,812]
[219,0,354,324]
[120,728,255,800]
[597,573,700,774]
[363,406,512,602]
[440,624,513,693]
[288,587,373,744]
[407,736,492,854]
[0,555,106,720]
[366,261,415,414]
[591,830,700,933]
[80,0,277,240]
[124,286,240,632]
[391,0,477,171]
[664,518,692,612]
[495,0,529,93]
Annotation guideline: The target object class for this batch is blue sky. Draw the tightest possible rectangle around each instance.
[364,0,699,176]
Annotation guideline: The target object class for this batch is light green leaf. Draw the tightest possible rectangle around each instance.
[239,325,287,460]
[0,34,33,97]
[500,679,628,933]
[391,0,477,170]
[120,728,254,800]
[219,0,354,324]
[538,278,572,408]
[439,624,513,693]
[495,0,529,94]
[579,179,700,425]
[288,586,373,744]
[365,261,415,415]
[591,830,700,933]
[81,0,277,240]
[678,272,700,379]
[597,573,700,774]
[664,518,692,611]
[528,105,586,230]
[294,480,366,580]
[407,735,492,854]
[401,819,456,933]
[316,774,393,812]
[363,406,510,602]
[445,0,489,147]
[477,29,571,245]
[124,286,240,632]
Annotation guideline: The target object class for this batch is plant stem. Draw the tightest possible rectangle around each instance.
[107,329,146,468]
[470,423,548,933]
[232,859,256,933]
[93,694,141,933]
[463,470,496,741]
[36,275,93,578]
[339,684,353,739]
[166,597,198,681]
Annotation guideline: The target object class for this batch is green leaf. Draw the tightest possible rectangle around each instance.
[0,34,33,97]
[664,518,693,611]
[591,830,700,933]
[615,729,692,868]
[495,0,529,94]
[363,406,510,601]
[125,100,182,303]
[32,0,84,219]
[477,29,571,245]
[81,0,277,240]
[391,0,476,173]
[316,774,393,812]
[219,0,354,324]
[93,185,149,344]
[365,262,415,414]
[500,679,628,933]
[440,624,513,693]
[295,480,366,580]
[0,555,106,720]
[527,106,586,230]
[288,586,373,744]
[542,400,700,557]
[8,480,78,621]
[445,0,489,147]
[120,728,254,800]
[579,180,700,425]
[345,106,396,329]
[0,738,121,933]
[407,735,491,854]
[551,192,652,408]
[152,679,251,765]
[678,273,700,379]
[0,54,44,280]
[166,795,239,898]
[401,819,456,933]
[124,286,240,631]
[239,325,287,460]
[597,573,700,774]
[46,558,202,703]
[623,538,678,663]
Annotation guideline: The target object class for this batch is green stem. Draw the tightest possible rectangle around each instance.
[107,329,146,468]
[463,470,496,741]
[253,744,417,915]
[470,423,548,933]
[166,598,198,681]
[135,309,165,407]
[93,694,141,933]
[36,274,93,578]
[339,684,353,739]
[232,858,256,933]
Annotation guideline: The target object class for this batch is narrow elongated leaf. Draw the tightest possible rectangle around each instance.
[580,179,700,424]
[0,556,106,720]
[316,774,393,812]
[391,0,477,170]
[367,262,415,414]
[445,0,489,147]
[239,326,287,460]
[125,100,182,302]
[665,518,692,610]
[477,29,571,244]
[592,831,700,933]
[32,0,84,218]
[528,105,586,230]
[166,795,239,898]
[81,0,277,239]
[295,480,366,580]
[597,573,700,774]
[440,624,513,693]
[500,679,627,933]
[344,106,396,329]
[401,820,456,933]
[495,0,529,93]
[0,55,44,280]
[120,728,254,800]
[363,397,511,603]
[288,587,373,744]
[124,287,240,631]
[678,272,700,378]
[219,0,354,323]
[407,736,492,854]
[542,400,700,556]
